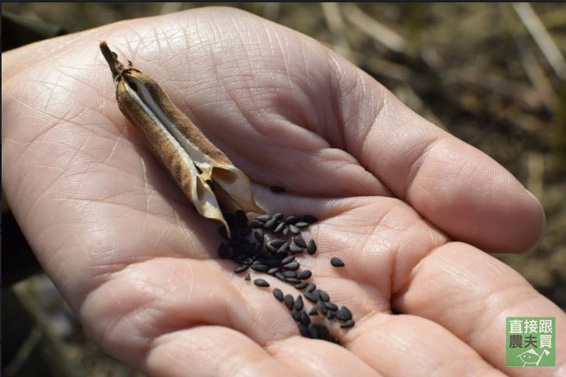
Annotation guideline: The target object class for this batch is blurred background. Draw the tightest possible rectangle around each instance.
[2,3,565,376]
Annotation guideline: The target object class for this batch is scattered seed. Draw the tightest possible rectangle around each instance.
[285,215,299,224]
[251,264,269,272]
[318,290,330,302]
[254,230,265,243]
[273,222,285,233]
[254,279,270,287]
[266,243,277,253]
[330,257,345,267]
[304,291,317,303]
[306,283,317,292]
[294,282,308,289]
[273,288,284,301]
[295,296,304,311]
[341,306,353,321]
[277,242,290,253]
[272,212,284,221]
[284,294,294,310]
[250,220,263,228]
[293,236,307,248]
[285,277,301,283]
[283,271,297,278]
[298,323,310,337]
[307,240,317,255]
[244,273,251,281]
[267,267,280,275]
[340,319,355,328]
[326,302,338,311]
[281,255,295,265]
[300,312,311,326]
[270,186,286,193]
[256,214,271,223]
[234,265,249,273]
[308,307,319,316]
[291,311,302,321]
[302,215,318,224]
[327,310,336,319]
[289,224,301,234]
[264,219,278,230]
[284,262,300,271]
[319,302,328,315]
[268,239,285,248]
[282,227,290,236]
[295,221,309,228]
[289,243,303,253]
[297,270,312,280]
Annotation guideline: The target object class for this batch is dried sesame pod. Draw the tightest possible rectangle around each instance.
[100,42,264,237]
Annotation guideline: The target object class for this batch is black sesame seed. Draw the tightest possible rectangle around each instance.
[234,265,249,273]
[295,221,309,228]
[327,310,336,319]
[273,222,285,233]
[284,294,294,310]
[272,212,284,221]
[302,215,318,224]
[254,230,265,243]
[330,257,345,267]
[300,312,311,326]
[326,302,338,311]
[282,226,290,236]
[268,239,285,248]
[340,319,355,328]
[318,290,330,302]
[285,277,301,283]
[277,242,289,253]
[297,270,312,280]
[256,214,271,223]
[266,243,277,253]
[307,240,317,255]
[308,307,319,316]
[283,271,297,278]
[319,302,328,315]
[341,306,353,320]
[289,225,301,234]
[308,324,319,339]
[293,236,307,248]
[294,282,308,290]
[281,255,295,265]
[291,311,302,321]
[268,267,280,275]
[264,219,278,230]
[285,215,299,224]
[304,291,317,303]
[272,288,284,301]
[298,323,310,337]
[254,279,270,287]
[250,220,263,228]
[289,244,303,253]
[270,186,286,193]
[306,283,317,292]
[295,296,304,311]
[251,264,269,272]
[284,262,300,271]
[275,272,285,281]
[335,309,347,321]
[244,273,251,281]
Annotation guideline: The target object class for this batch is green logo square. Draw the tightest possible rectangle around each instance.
[506,317,555,367]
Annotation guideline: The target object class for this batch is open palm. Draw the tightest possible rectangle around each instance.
[3,7,564,377]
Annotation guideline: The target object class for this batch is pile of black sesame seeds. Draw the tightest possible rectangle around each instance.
[218,201,354,344]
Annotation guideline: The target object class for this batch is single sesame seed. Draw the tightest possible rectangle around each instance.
[272,288,284,301]
[250,220,263,228]
[308,307,319,316]
[275,272,285,281]
[297,270,312,280]
[327,311,336,319]
[300,312,311,326]
[289,244,303,253]
[284,262,300,271]
[283,271,297,278]
[291,311,302,321]
[294,282,308,290]
[304,291,317,303]
[318,290,330,302]
[272,212,284,221]
[277,242,290,253]
[285,216,299,224]
[307,240,317,255]
[268,267,280,275]
[293,236,307,248]
[306,283,317,292]
[254,230,265,243]
[289,225,301,234]
[234,265,249,273]
[254,279,270,287]
[284,294,294,310]
[295,295,304,311]
[319,302,328,315]
[326,302,338,311]
[285,277,301,284]
[270,186,286,193]
[268,239,285,248]
[340,319,355,328]
[273,222,285,233]
[341,306,353,320]
[330,257,345,267]
[282,227,290,236]
[302,215,318,224]
[251,264,269,272]
[264,219,278,230]
[295,222,309,228]
[281,255,295,265]
[256,214,271,223]
[298,323,310,337]
[244,273,251,281]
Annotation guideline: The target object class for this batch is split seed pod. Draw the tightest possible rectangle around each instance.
[100,41,264,237]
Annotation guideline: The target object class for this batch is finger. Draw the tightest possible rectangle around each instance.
[147,326,299,377]
[393,242,566,376]
[344,314,507,377]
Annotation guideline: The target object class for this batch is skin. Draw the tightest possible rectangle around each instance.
[3,7,564,377]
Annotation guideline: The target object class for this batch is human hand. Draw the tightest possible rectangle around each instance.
[3,7,564,377]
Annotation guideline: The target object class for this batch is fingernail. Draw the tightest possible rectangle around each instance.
[524,189,546,254]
